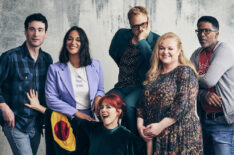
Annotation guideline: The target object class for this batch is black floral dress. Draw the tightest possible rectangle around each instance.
[137,66,203,155]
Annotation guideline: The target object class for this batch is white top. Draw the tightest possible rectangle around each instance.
[68,62,90,109]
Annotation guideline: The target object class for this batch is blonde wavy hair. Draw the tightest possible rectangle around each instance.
[144,32,197,85]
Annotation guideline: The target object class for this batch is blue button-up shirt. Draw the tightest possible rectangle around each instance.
[0,42,53,133]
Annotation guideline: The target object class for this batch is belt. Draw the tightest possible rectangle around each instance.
[205,112,224,120]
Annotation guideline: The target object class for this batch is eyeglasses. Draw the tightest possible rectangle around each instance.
[195,29,217,35]
[131,21,148,30]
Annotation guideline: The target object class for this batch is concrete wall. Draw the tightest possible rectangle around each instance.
[0,0,233,154]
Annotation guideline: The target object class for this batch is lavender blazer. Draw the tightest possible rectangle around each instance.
[45,59,105,118]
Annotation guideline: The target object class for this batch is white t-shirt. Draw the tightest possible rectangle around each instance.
[68,62,90,109]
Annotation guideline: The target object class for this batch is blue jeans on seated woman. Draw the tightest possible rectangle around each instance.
[201,115,234,155]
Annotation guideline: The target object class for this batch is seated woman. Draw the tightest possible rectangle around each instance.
[45,26,105,120]
[35,26,104,154]
[26,91,142,155]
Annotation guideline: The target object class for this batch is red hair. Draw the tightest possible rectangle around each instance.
[98,93,126,117]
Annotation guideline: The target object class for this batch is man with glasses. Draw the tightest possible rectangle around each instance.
[108,6,159,136]
[0,13,53,155]
[191,16,234,155]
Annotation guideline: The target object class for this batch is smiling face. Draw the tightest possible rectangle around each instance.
[158,38,181,67]
[66,30,81,56]
[24,21,47,48]
[197,21,219,51]
[99,101,121,129]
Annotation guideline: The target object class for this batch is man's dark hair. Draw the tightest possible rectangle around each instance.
[24,13,48,31]
[197,16,219,30]
[59,26,92,67]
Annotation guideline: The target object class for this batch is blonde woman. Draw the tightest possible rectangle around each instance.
[137,32,203,154]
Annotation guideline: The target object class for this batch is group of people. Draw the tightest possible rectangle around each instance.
[0,5,234,155]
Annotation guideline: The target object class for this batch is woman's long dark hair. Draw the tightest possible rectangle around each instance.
[59,26,92,67]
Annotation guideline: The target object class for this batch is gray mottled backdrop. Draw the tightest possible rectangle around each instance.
[0,0,234,154]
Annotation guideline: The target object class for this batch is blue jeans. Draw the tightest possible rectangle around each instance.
[2,123,41,155]
[202,115,234,155]
[108,86,142,135]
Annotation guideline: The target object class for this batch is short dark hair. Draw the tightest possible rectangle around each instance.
[197,16,219,30]
[59,26,92,67]
[24,13,48,31]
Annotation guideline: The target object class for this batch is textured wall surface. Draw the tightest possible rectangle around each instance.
[0,0,234,154]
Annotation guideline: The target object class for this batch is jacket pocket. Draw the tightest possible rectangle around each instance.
[18,72,34,92]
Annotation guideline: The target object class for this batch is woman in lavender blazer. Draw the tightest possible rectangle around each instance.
[45,26,104,121]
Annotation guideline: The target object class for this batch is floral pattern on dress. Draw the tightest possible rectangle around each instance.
[137,66,203,155]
